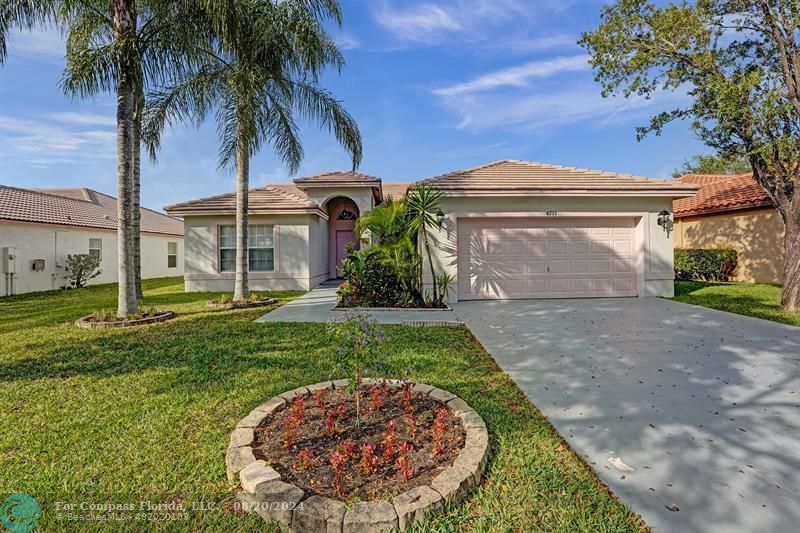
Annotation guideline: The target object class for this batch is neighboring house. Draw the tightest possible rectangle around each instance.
[0,186,184,296]
[167,160,697,300]
[673,173,783,284]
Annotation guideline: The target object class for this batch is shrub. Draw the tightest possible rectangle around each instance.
[338,248,405,307]
[63,254,102,289]
[674,248,738,281]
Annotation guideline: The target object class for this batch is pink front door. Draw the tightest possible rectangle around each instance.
[335,230,355,277]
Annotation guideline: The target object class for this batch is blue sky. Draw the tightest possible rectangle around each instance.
[0,0,708,213]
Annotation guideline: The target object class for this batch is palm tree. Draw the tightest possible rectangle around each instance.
[406,184,444,304]
[62,1,210,309]
[1,0,197,317]
[144,0,362,301]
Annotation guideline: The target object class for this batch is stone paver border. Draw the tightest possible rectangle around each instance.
[75,311,176,329]
[226,379,488,532]
[207,298,276,310]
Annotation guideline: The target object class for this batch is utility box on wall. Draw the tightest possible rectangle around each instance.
[2,247,16,274]
[32,259,45,272]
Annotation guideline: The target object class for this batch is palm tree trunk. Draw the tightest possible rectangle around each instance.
[132,85,143,299]
[113,0,137,318]
[234,137,249,301]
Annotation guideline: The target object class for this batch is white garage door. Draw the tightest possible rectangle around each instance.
[457,217,638,300]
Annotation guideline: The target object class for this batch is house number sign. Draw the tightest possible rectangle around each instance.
[546,211,559,216]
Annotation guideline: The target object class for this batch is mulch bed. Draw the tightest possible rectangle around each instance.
[75,310,175,329]
[252,384,465,501]
[207,298,276,310]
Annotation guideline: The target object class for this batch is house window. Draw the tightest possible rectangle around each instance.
[89,238,102,261]
[219,226,236,272]
[248,224,275,272]
[167,242,177,268]
[218,225,275,273]
[337,209,357,220]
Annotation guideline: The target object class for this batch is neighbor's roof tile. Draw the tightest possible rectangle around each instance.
[0,186,183,236]
[673,173,773,216]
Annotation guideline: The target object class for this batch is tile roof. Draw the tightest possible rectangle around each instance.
[0,186,184,236]
[164,184,325,216]
[381,182,411,198]
[673,173,773,217]
[293,171,380,187]
[419,160,699,196]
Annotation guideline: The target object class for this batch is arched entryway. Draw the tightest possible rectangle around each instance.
[326,197,360,278]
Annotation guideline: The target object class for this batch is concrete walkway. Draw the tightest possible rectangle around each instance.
[453,298,800,533]
[256,282,459,325]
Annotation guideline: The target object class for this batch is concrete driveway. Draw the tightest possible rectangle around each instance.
[454,298,800,533]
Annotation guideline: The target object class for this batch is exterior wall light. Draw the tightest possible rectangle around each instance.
[657,210,673,234]
[436,209,445,224]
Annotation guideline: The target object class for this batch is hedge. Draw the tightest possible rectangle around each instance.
[674,248,738,281]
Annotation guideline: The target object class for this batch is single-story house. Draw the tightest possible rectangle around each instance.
[166,160,698,300]
[673,173,783,284]
[0,185,184,296]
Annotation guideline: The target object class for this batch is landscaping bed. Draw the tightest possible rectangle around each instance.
[253,383,465,500]
[228,380,487,531]
[207,297,276,310]
[75,308,175,329]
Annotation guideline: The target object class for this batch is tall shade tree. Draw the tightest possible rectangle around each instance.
[406,184,444,305]
[672,153,752,178]
[144,0,361,301]
[580,0,800,310]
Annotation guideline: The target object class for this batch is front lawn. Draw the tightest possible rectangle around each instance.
[0,278,643,531]
[673,280,800,327]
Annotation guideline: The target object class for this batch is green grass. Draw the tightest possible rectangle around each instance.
[672,280,800,327]
[0,278,643,532]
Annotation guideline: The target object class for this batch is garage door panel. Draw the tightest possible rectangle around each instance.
[460,217,638,300]
[547,241,568,255]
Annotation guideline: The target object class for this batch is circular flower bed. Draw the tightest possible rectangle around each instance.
[75,310,175,329]
[207,298,276,310]
[226,380,489,532]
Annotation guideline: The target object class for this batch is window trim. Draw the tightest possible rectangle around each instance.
[89,238,102,261]
[217,224,275,273]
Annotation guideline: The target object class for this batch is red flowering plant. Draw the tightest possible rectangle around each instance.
[329,450,348,497]
[431,406,448,456]
[396,442,412,481]
[323,405,346,436]
[293,449,314,472]
[368,384,384,412]
[381,419,396,462]
[358,443,378,475]
[328,312,388,427]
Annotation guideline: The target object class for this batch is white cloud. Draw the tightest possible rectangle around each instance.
[0,115,115,164]
[434,55,589,97]
[436,86,687,132]
[336,33,361,50]
[6,28,65,61]
[372,0,580,50]
[48,112,116,127]
[374,2,462,43]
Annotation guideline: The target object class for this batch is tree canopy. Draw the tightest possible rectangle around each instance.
[580,0,800,309]
[672,153,752,178]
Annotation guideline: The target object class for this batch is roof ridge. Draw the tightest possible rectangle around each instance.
[23,186,100,205]
[264,184,313,205]
[422,160,511,182]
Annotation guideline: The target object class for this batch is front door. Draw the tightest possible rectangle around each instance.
[335,230,355,277]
